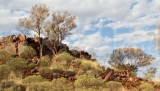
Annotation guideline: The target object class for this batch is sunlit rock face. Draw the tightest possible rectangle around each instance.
[0,34,26,55]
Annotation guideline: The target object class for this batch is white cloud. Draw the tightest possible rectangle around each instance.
[113,30,154,44]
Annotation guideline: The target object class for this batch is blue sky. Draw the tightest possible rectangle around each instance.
[0,0,160,79]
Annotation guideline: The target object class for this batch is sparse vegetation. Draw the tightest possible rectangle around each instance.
[19,46,37,59]
[23,75,44,85]
[74,74,104,89]
[139,83,155,91]
[39,56,51,67]
[105,81,123,91]
[0,3,159,91]
[0,65,11,81]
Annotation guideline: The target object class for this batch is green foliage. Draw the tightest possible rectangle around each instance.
[75,88,98,91]
[54,52,74,70]
[0,65,11,80]
[109,47,155,72]
[105,81,123,91]
[23,75,44,84]
[139,83,154,91]
[7,58,28,71]
[27,78,74,91]
[74,74,104,89]
[27,81,52,91]
[12,84,26,91]
[19,46,37,59]
[39,67,52,78]
[52,77,74,91]
[72,59,82,67]
[86,69,102,77]
[55,52,74,62]
[0,49,12,64]
[80,62,92,72]
[144,67,157,81]
[39,56,51,67]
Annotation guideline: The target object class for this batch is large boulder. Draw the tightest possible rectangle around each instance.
[5,35,16,42]
[17,34,26,45]
[69,49,80,58]
[56,43,69,53]
[26,37,40,55]
[80,51,91,59]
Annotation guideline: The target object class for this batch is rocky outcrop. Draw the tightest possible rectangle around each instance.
[0,34,92,59]
[69,50,80,58]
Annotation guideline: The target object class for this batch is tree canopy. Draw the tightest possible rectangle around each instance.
[109,47,155,73]
[19,4,76,57]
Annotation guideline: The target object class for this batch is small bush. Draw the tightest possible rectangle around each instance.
[74,74,104,89]
[76,88,98,91]
[53,53,74,70]
[105,81,123,91]
[12,84,26,91]
[0,65,11,80]
[23,75,44,85]
[139,83,154,91]
[0,81,15,89]
[80,62,92,72]
[7,58,29,77]
[39,67,52,78]
[86,69,102,77]
[28,81,52,91]
[55,52,74,62]
[52,77,74,91]
[39,56,51,67]
[70,59,82,71]
[19,46,37,59]
[7,58,28,71]
[0,49,12,64]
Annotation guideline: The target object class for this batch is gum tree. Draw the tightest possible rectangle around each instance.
[19,4,49,58]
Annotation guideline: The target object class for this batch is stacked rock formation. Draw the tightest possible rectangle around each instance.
[0,34,92,59]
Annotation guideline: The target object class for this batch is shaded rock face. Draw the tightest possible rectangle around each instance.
[69,50,80,58]
[80,51,91,59]
[56,43,69,53]
[26,37,40,55]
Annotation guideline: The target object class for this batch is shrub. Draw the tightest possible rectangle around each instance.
[12,84,26,91]
[28,81,52,91]
[7,58,29,77]
[139,83,154,91]
[23,75,44,85]
[39,67,52,78]
[0,81,15,89]
[70,59,82,71]
[76,88,98,91]
[52,77,74,91]
[7,58,28,71]
[19,46,37,59]
[0,49,12,64]
[55,52,74,62]
[105,81,123,91]
[39,56,51,67]
[80,62,92,72]
[86,69,102,77]
[54,52,74,69]
[0,65,11,80]
[74,74,104,89]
